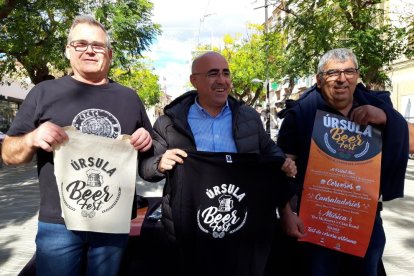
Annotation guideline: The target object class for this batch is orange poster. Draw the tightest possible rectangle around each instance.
[298,110,382,257]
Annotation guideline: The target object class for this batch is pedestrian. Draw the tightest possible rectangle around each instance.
[1,15,153,276]
[139,51,299,275]
[277,48,409,275]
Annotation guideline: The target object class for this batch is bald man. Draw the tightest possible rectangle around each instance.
[139,52,299,273]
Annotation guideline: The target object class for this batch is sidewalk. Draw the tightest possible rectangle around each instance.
[0,161,163,276]
[0,161,413,275]
[0,162,39,276]
[382,160,414,275]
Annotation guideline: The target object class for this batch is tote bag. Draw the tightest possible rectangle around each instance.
[54,126,137,233]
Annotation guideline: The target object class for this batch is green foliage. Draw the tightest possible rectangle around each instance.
[193,1,409,105]
[110,60,161,107]
[0,0,76,83]
[277,0,407,89]
[222,29,267,105]
[192,24,286,106]
[405,18,414,58]
[193,25,285,106]
[95,0,161,70]
[0,0,161,85]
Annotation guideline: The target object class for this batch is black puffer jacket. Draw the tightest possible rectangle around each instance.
[139,90,286,240]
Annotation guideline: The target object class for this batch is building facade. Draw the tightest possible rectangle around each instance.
[0,80,32,132]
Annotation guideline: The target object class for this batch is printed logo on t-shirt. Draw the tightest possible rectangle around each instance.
[197,184,247,238]
[72,109,121,138]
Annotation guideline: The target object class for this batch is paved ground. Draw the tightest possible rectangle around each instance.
[0,160,413,275]
[0,162,40,276]
[0,161,163,276]
[382,160,414,275]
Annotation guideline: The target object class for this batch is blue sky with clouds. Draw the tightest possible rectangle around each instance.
[144,0,266,98]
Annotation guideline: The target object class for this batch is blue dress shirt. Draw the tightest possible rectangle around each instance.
[188,98,237,153]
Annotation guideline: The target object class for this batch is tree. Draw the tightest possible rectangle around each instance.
[111,59,161,107]
[192,24,286,107]
[221,30,267,106]
[402,3,414,58]
[223,25,285,106]
[275,0,406,90]
[0,0,161,85]
[192,25,282,107]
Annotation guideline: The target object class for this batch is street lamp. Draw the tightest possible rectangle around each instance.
[197,13,216,46]
[254,0,272,136]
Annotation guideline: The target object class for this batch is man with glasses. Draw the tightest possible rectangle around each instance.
[1,15,153,275]
[277,48,408,275]
[141,51,296,175]
[139,51,298,273]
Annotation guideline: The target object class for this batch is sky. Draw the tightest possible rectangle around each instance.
[143,0,266,99]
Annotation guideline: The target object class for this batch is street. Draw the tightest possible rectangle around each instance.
[0,160,413,275]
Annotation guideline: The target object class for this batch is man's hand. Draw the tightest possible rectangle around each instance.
[281,157,297,178]
[409,122,414,154]
[279,203,305,238]
[350,105,387,126]
[158,149,187,173]
[130,128,152,152]
[28,121,68,152]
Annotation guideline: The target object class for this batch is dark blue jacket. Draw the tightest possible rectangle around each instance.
[278,83,408,201]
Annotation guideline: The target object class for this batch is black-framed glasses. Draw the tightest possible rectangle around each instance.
[69,40,108,53]
[192,69,231,79]
[320,68,359,80]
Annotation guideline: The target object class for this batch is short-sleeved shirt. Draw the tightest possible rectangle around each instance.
[7,76,152,224]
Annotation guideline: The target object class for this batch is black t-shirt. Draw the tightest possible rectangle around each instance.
[7,76,152,224]
[168,151,296,276]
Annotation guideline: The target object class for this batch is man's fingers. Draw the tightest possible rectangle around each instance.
[165,152,185,164]
[282,158,297,177]
[290,220,306,238]
[130,128,153,152]
[165,149,187,161]
[350,105,386,125]
[31,123,67,150]
[139,139,152,152]
[134,134,152,151]
[133,130,148,144]
[158,149,188,172]
[38,140,54,152]
[168,148,188,158]
[159,157,178,173]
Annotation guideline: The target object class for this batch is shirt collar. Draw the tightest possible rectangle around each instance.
[193,96,229,117]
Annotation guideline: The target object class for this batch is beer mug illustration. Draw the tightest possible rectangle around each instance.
[218,194,233,212]
[86,169,103,187]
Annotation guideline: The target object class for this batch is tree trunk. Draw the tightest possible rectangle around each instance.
[25,63,55,85]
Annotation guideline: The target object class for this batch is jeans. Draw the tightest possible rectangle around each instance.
[301,213,386,276]
[35,222,129,276]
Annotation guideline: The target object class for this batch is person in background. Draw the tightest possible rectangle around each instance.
[277,48,408,276]
[1,15,152,276]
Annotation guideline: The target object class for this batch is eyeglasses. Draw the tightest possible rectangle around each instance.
[192,69,231,79]
[320,68,359,80]
[69,40,108,53]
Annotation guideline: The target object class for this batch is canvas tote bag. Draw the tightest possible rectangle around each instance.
[54,126,137,233]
